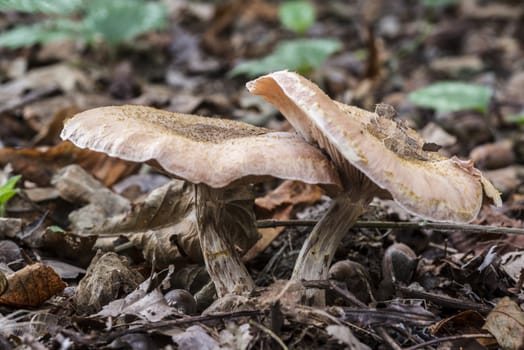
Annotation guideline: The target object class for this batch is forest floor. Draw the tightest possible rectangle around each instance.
[0,0,524,349]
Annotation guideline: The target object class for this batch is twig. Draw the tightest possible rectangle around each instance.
[404,333,494,350]
[376,326,402,350]
[256,219,524,235]
[396,285,491,313]
[249,320,288,350]
[301,280,366,308]
[101,310,265,344]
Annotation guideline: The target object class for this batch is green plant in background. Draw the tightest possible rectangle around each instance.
[408,81,492,113]
[0,175,21,217]
[422,0,461,8]
[231,0,341,77]
[278,0,315,35]
[230,39,341,77]
[0,0,167,48]
[507,113,524,124]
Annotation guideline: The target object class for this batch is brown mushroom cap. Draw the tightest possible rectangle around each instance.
[247,71,501,223]
[61,105,341,190]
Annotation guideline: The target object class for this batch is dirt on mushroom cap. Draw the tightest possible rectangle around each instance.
[61,105,342,190]
[247,71,501,223]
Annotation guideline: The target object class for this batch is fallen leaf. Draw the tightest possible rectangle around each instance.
[326,325,371,350]
[501,251,524,284]
[430,310,486,335]
[483,297,524,350]
[74,251,144,314]
[0,141,139,187]
[52,164,131,232]
[244,180,324,261]
[0,263,66,307]
[172,325,219,350]
[470,140,515,170]
[97,282,176,322]
[255,180,324,215]
[0,64,92,108]
[219,323,252,350]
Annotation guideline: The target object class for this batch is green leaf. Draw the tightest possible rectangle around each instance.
[507,113,524,124]
[278,1,315,35]
[408,81,492,113]
[83,0,167,45]
[0,0,83,14]
[0,19,82,48]
[0,175,21,217]
[49,225,66,233]
[422,0,460,8]
[230,38,341,77]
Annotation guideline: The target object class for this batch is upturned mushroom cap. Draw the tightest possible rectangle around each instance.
[247,71,501,223]
[61,105,341,190]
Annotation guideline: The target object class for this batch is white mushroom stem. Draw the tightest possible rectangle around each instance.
[195,184,255,297]
[291,194,371,305]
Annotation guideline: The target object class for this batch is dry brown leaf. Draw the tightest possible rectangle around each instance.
[255,180,324,215]
[430,310,486,335]
[75,251,144,314]
[0,63,92,107]
[0,263,66,307]
[243,180,324,261]
[0,141,139,187]
[483,297,524,350]
[470,140,515,170]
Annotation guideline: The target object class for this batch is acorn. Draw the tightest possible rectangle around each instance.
[329,260,374,303]
[165,289,197,315]
[382,243,418,285]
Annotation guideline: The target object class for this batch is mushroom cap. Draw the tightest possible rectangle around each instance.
[247,71,501,223]
[60,105,342,190]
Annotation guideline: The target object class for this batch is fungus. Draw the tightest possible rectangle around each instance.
[247,71,501,304]
[61,105,341,297]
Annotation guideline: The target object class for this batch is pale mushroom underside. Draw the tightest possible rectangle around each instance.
[247,71,502,223]
[60,105,341,190]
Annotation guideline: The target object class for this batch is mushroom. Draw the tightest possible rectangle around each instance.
[61,105,341,297]
[247,71,501,304]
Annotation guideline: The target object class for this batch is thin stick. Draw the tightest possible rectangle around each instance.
[376,326,402,350]
[256,219,524,235]
[249,320,288,350]
[404,333,494,350]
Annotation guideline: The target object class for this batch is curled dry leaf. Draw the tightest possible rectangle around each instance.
[326,325,371,350]
[483,297,524,350]
[75,251,144,314]
[0,63,92,108]
[97,278,177,322]
[0,141,139,187]
[39,228,97,268]
[243,180,324,262]
[430,310,487,336]
[0,263,66,307]
[219,323,253,350]
[172,325,219,350]
[470,140,515,170]
[52,165,131,232]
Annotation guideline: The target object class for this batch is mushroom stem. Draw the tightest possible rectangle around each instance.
[195,184,256,297]
[291,194,369,305]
